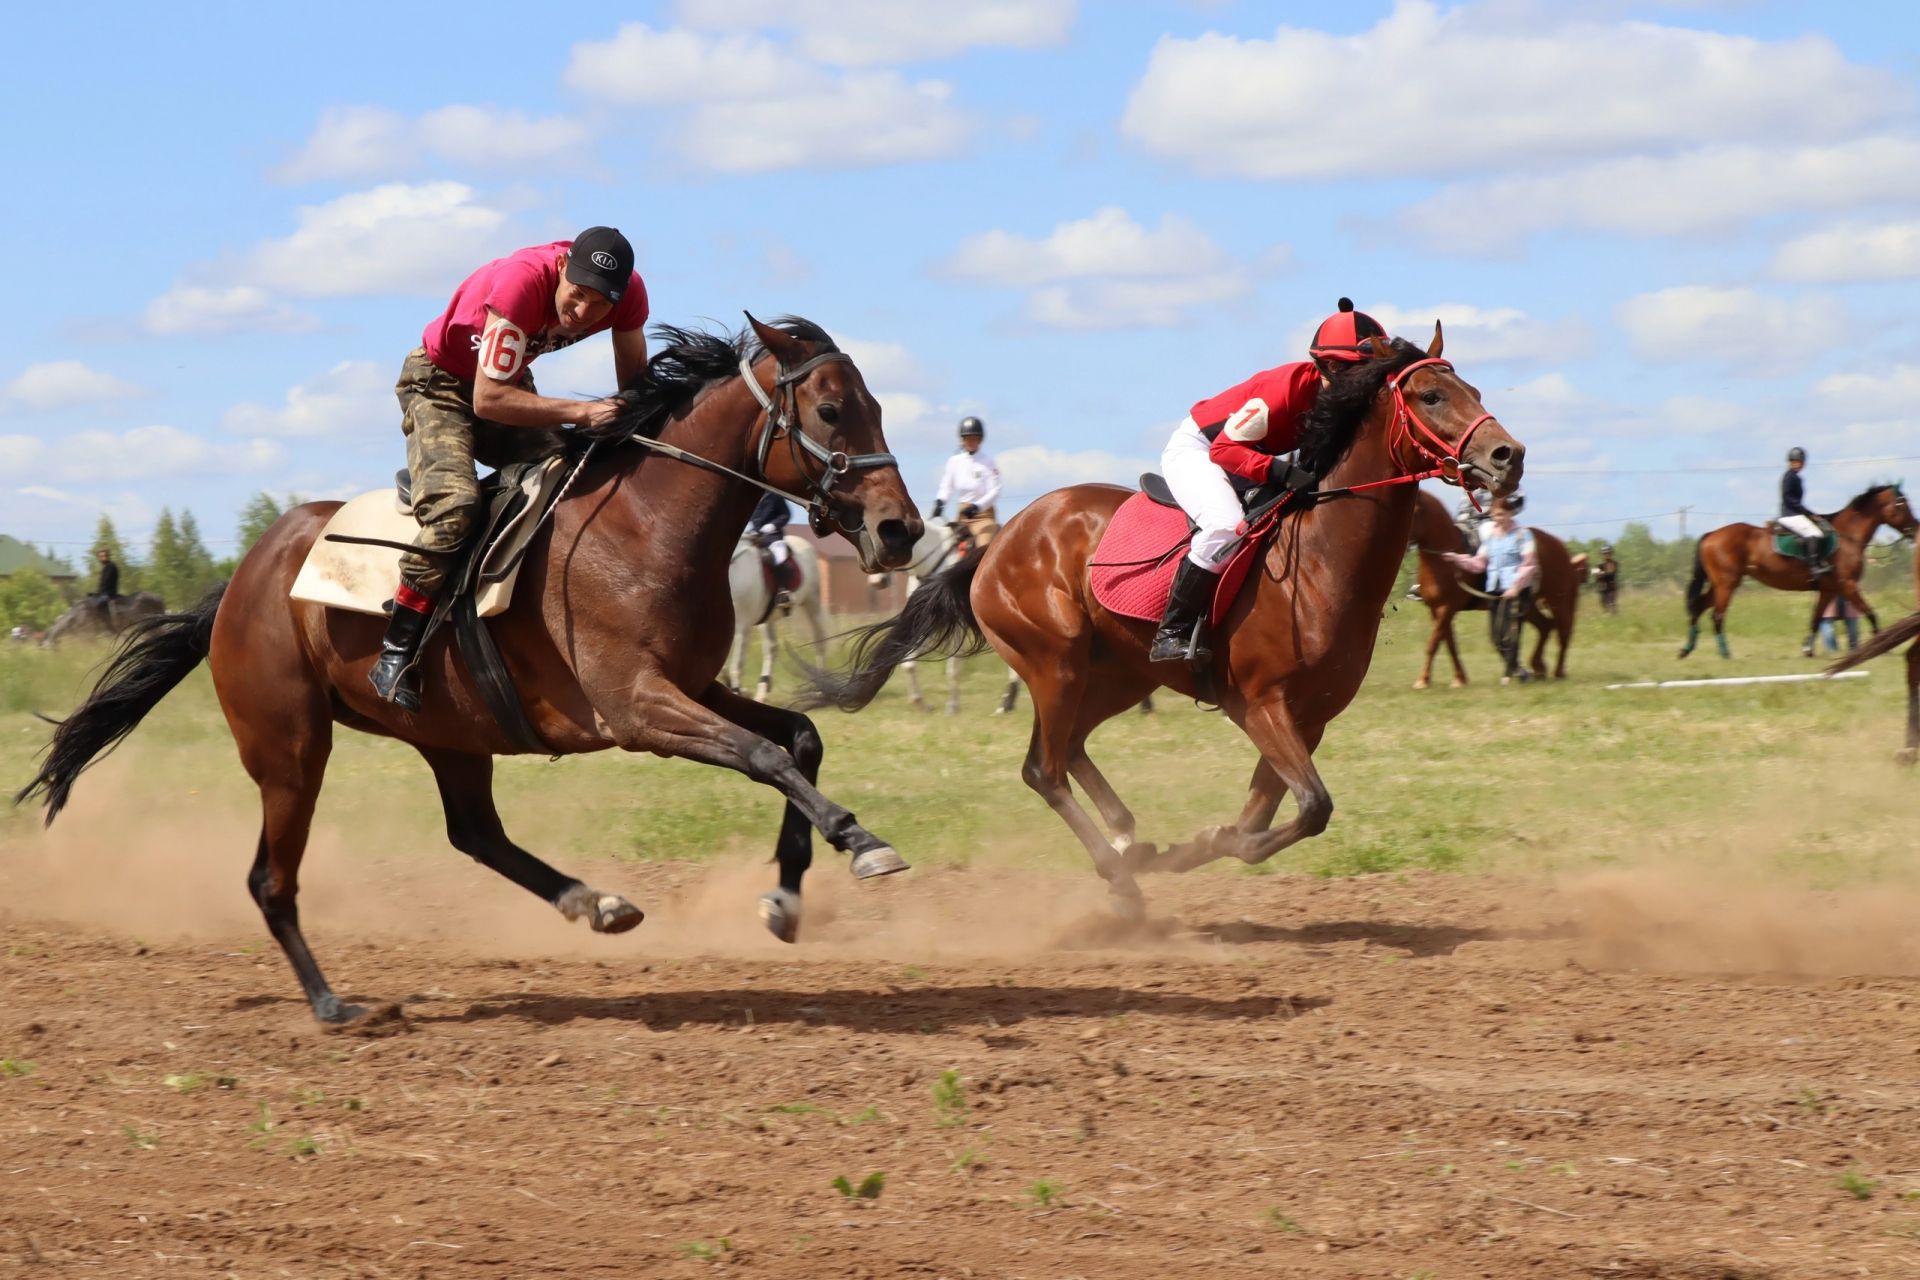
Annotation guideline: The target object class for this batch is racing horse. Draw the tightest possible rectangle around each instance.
[726,533,827,701]
[1407,489,1585,687]
[1680,483,1915,659]
[17,317,921,1025]
[803,330,1523,914]
[41,592,165,647]
[1826,542,1920,764]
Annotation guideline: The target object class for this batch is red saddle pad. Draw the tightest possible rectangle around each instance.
[1087,492,1276,626]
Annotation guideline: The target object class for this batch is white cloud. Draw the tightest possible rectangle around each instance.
[998,445,1153,493]
[673,0,1075,67]
[276,105,595,183]
[1615,285,1846,370]
[1772,219,1920,283]
[564,24,971,172]
[142,285,317,336]
[1811,365,1920,420]
[224,361,393,440]
[3,361,144,410]
[1121,2,1905,180]
[839,337,926,391]
[1399,138,1920,253]
[1365,304,1587,366]
[943,208,1256,329]
[944,207,1227,286]
[0,426,282,486]
[243,183,510,297]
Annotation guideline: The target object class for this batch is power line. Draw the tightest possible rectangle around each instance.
[1527,453,1920,476]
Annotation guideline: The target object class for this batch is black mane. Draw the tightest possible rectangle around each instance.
[1295,337,1431,477]
[1844,481,1900,514]
[613,315,838,438]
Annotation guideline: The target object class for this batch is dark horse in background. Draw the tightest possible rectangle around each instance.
[805,330,1524,916]
[17,317,922,1025]
[1680,482,1914,659]
[1406,488,1586,687]
[1827,543,1920,765]
[41,592,164,647]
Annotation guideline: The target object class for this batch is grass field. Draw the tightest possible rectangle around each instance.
[2,578,1914,889]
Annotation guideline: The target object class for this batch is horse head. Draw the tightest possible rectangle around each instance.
[1875,481,1916,538]
[1365,325,1526,498]
[745,315,922,573]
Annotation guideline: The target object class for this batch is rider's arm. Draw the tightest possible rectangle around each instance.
[1443,549,1489,573]
[1206,398,1276,484]
[973,456,1002,510]
[934,455,958,509]
[612,325,650,392]
[472,310,620,429]
[1508,533,1538,594]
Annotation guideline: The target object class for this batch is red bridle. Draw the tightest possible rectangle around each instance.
[1327,357,1497,509]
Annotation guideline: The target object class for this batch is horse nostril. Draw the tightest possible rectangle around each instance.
[875,518,911,554]
[1489,444,1513,466]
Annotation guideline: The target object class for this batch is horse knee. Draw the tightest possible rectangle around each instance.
[787,716,824,775]
[1297,788,1333,837]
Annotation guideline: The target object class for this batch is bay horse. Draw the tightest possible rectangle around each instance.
[1826,544,1920,765]
[1407,489,1585,687]
[1680,483,1915,659]
[16,317,922,1025]
[803,330,1524,913]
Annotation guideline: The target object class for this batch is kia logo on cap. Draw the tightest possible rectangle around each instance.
[590,251,617,270]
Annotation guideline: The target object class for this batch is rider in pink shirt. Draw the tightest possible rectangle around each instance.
[371,227,651,709]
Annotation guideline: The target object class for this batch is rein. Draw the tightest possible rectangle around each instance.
[1314,357,1492,510]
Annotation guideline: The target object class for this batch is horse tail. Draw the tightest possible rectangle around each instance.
[1685,543,1710,616]
[14,584,226,824]
[1826,610,1920,675]
[798,552,991,712]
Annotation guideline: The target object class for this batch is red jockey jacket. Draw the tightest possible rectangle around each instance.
[1188,361,1322,484]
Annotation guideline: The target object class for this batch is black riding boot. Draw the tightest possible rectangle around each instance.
[1148,558,1218,664]
[368,601,432,711]
[1806,539,1833,580]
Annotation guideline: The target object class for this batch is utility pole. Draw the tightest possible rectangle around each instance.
[1677,506,1692,541]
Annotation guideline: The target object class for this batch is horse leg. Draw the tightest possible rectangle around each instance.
[234,692,360,1023]
[945,654,962,715]
[1163,699,1328,872]
[1415,610,1443,689]
[756,618,776,703]
[1711,578,1736,659]
[1902,643,1920,767]
[699,686,825,942]
[1839,578,1880,638]
[1063,679,1160,864]
[726,620,746,694]
[416,747,642,934]
[608,680,904,877]
[1442,608,1469,687]
[902,656,928,712]
[1804,585,1832,658]
[996,668,1020,715]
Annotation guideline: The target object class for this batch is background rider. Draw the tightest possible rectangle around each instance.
[931,416,1002,550]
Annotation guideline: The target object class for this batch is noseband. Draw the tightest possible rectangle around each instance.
[740,351,898,536]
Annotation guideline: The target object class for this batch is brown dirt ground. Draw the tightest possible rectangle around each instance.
[4,856,1920,1280]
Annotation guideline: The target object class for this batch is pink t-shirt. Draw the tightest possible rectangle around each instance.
[421,240,649,383]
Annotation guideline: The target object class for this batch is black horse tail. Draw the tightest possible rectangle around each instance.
[15,584,226,824]
[1826,610,1920,675]
[1685,544,1710,617]
[799,553,991,712]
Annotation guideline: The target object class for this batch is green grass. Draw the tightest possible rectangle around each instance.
[2,583,1914,885]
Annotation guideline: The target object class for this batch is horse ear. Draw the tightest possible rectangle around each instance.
[745,312,805,365]
[1361,335,1395,359]
[1427,320,1444,359]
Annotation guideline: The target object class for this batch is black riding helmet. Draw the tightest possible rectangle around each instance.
[1787,446,1806,463]
[959,416,985,440]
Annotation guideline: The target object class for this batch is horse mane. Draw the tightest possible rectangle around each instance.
[1843,481,1899,514]
[1295,338,1431,478]
[613,315,839,438]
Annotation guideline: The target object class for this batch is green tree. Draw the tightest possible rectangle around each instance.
[0,568,66,630]
[177,510,221,599]
[149,508,187,607]
[237,493,285,554]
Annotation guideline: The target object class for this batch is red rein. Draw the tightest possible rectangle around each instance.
[1334,357,1494,510]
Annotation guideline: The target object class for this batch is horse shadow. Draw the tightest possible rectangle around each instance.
[413,984,1332,1033]
[1191,918,1572,957]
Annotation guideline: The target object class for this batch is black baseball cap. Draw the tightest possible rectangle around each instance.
[564,226,634,302]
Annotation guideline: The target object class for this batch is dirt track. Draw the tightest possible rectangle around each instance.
[5,862,1920,1279]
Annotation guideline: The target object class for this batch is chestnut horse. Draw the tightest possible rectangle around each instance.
[1826,544,1920,765]
[1407,489,1585,687]
[1680,483,1915,659]
[17,317,922,1025]
[804,331,1524,913]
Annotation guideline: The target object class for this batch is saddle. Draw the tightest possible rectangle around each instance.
[1769,520,1836,561]
[1088,474,1306,628]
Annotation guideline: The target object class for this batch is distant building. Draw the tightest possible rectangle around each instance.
[0,536,76,584]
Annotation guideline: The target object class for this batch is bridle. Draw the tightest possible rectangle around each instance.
[1317,356,1499,510]
[739,349,898,537]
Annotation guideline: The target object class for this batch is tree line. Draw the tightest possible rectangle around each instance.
[0,492,299,630]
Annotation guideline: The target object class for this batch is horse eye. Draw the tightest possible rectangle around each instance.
[1421,391,1442,406]
[816,402,841,425]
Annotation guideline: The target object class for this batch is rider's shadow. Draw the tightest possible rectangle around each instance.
[418,984,1333,1033]
[1193,919,1572,958]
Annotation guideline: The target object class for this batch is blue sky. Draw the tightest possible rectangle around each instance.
[3,0,1918,559]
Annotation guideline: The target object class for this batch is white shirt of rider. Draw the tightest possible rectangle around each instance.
[937,451,1001,509]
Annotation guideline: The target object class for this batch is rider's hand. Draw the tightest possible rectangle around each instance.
[931,500,945,519]
[959,504,978,520]
[575,397,626,434]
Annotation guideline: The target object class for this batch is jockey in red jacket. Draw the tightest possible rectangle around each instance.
[1150,298,1386,664]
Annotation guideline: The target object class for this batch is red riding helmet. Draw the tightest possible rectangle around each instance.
[1309,298,1386,363]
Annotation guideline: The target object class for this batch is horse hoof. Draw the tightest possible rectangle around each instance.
[1449,678,1467,689]
[591,895,645,934]
[1412,678,1429,690]
[1108,885,1147,923]
[850,846,910,879]
[318,1000,408,1035]
[759,888,801,943]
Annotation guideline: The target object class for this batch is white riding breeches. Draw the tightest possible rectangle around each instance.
[1162,417,1244,571]
[757,524,790,565]
[1777,514,1822,541]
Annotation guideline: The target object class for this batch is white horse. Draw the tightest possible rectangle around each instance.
[895,516,1023,715]
[727,535,827,702]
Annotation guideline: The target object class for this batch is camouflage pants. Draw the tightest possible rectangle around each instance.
[395,348,565,596]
